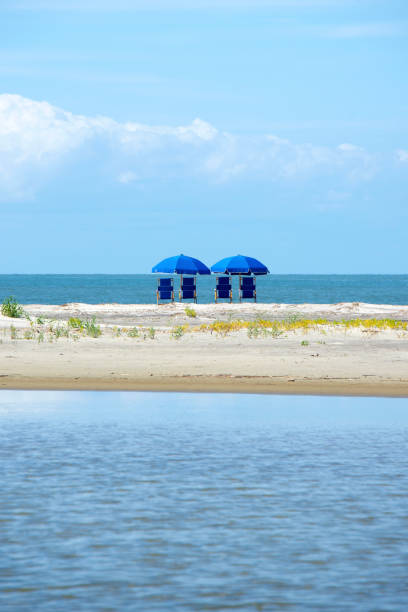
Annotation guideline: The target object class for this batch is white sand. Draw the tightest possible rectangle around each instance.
[1,303,407,395]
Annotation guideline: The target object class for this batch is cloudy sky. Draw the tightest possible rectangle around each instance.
[1,0,407,273]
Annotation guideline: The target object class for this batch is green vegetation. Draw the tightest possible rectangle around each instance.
[185,306,197,318]
[130,327,140,338]
[128,327,140,338]
[247,320,283,339]
[247,323,261,339]
[171,325,188,339]
[54,325,69,339]
[68,317,84,330]
[2,296,25,318]
[84,317,102,338]
[68,316,101,337]
[4,315,406,344]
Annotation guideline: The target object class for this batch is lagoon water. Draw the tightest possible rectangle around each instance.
[1,274,407,305]
[1,391,408,610]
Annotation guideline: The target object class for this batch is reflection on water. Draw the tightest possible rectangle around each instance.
[1,392,408,610]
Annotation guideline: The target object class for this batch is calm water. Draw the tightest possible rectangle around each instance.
[1,391,408,611]
[1,274,407,305]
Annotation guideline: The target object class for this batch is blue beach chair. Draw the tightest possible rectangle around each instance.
[156,277,174,304]
[239,276,256,302]
[179,277,197,303]
[214,276,232,303]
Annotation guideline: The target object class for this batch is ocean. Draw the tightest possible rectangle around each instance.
[1,274,407,305]
[1,391,408,610]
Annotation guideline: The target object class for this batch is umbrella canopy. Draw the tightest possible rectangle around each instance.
[211,254,269,275]
[152,254,211,275]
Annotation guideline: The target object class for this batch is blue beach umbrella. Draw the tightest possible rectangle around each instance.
[211,254,269,275]
[152,254,211,275]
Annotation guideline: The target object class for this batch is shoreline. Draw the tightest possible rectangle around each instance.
[2,375,408,397]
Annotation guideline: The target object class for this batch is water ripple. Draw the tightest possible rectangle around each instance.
[1,392,408,610]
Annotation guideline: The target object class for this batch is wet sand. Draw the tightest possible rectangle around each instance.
[1,302,407,396]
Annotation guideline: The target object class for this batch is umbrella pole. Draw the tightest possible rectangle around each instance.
[180,274,183,302]
[239,274,241,303]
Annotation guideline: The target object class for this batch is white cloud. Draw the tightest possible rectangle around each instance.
[0,93,112,157]
[0,93,378,201]
[396,149,408,163]
[0,94,116,199]
[0,94,217,199]
[121,117,217,147]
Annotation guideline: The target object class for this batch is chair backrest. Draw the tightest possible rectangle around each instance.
[240,276,256,301]
[181,276,196,288]
[216,276,231,289]
[179,276,196,301]
[157,277,174,301]
[157,278,173,292]
[158,277,173,288]
[215,276,232,302]
[241,276,255,289]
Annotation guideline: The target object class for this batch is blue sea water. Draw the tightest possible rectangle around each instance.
[1,391,408,611]
[0,274,407,304]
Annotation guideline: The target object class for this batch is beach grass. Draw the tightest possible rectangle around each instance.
[3,316,407,343]
[185,306,197,318]
[171,324,189,339]
[127,327,140,338]
[84,317,102,338]
[2,296,25,318]
[68,317,84,330]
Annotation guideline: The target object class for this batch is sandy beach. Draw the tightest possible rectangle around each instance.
[1,302,407,396]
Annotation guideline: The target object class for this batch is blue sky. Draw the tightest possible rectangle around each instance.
[1,0,407,273]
